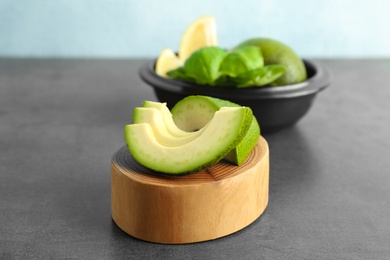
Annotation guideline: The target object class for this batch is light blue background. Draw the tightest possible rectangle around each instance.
[0,0,389,58]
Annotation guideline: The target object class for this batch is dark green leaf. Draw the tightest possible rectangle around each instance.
[214,75,237,87]
[235,65,286,88]
[167,67,196,83]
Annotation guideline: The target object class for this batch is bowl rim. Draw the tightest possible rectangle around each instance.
[139,59,332,100]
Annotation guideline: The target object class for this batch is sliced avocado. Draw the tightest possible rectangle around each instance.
[125,107,253,175]
[171,95,260,165]
[132,107,207,146]
[142,101,192,137]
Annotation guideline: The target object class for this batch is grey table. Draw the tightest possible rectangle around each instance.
[1,59,390,259]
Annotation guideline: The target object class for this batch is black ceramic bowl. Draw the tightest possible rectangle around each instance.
[139,59,332,133]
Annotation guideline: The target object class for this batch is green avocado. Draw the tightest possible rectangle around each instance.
[171,95,260,165]
[234,38,307,86]
[125,106,253,175]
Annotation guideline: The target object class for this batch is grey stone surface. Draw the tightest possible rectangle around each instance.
[1,59,390,259]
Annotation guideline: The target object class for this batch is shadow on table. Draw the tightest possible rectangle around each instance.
[263,125,321,206]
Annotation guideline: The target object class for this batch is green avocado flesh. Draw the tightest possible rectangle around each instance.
[125,106,252,175]
[171,95,260,165]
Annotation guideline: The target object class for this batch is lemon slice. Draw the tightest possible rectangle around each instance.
[155,48,183,78]
[178,15,218,62]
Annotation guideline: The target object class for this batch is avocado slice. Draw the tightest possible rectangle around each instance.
[132,107,208,146]
[142,101,192,137]
[171,95,260,165]
[125,107,253,175]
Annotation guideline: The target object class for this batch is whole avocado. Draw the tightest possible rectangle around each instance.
[234,38,307,86]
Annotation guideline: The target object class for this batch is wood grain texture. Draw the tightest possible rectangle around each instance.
[111,136,269,244]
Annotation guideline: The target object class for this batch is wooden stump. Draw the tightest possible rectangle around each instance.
[111,136,269,244]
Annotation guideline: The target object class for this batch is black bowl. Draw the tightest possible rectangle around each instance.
[139,59,332,133]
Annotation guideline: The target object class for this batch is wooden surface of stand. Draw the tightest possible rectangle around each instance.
[111,136,269,244]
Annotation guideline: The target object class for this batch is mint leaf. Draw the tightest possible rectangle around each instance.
[235,65,286,88]
[214,75,236,87]
[183,46,227,85]
[166,45,285,88]
[167,67,196,83]
[218,46,264,78]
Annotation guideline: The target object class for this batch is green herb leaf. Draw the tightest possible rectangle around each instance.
[218,46,264,78]
[167,67,196,83]
[214,75,237,87]
[235,65,286,88]
[183,46,227,85]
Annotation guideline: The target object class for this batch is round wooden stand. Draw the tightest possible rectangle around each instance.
[111,136,269,244]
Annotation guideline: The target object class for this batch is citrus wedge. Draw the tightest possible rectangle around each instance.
[155,48,182,78]
[178,15,218,62]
